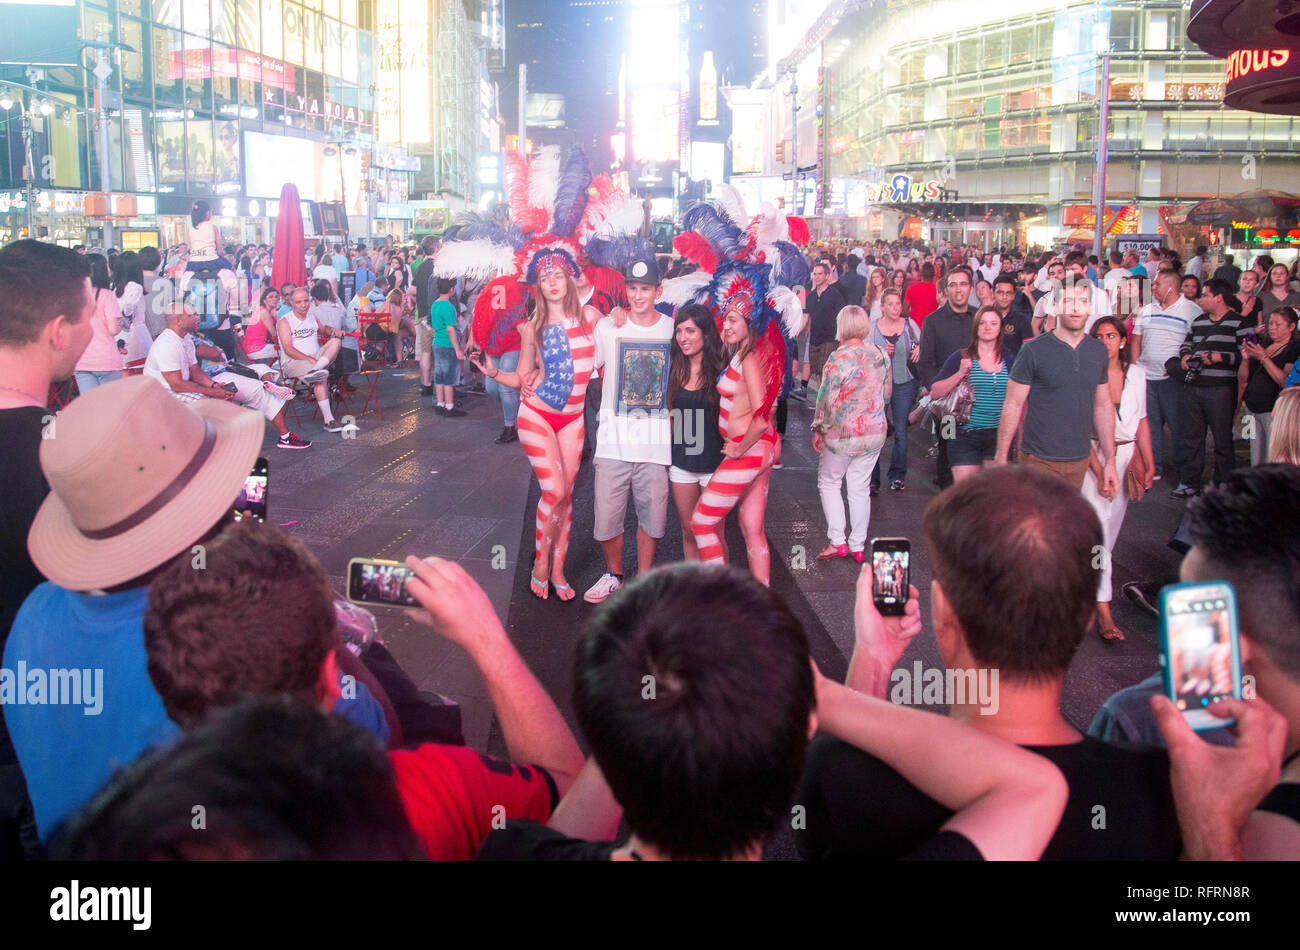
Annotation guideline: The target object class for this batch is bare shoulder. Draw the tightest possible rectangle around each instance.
[581,305,604,327]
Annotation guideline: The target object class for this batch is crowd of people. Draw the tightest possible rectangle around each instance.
[2,206,1299,863]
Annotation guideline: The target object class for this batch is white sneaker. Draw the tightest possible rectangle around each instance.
[583,572,623,604]
[263,380,295,400]
[300,369,329,384]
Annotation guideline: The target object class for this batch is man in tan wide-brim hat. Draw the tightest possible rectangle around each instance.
[28,375,264,591]
[5,375,262,842]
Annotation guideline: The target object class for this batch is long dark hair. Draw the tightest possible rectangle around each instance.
[111,250,143,297]
[86,252,112,292]
[962,305,1007,362]
[1090,316,1132,373]
[190,200,211,228]
[668,304,724,415]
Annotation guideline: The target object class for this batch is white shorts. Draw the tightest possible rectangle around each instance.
[668,465,713,487]
[211,370,286,423]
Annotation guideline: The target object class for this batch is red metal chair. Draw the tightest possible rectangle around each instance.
[342,309,390,419]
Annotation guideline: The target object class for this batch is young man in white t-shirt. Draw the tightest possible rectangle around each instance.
[145,302,310,448]
[1129,267,1203,482]
[583,256,674,604]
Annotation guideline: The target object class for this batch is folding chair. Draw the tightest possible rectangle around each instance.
[342,310,390,419]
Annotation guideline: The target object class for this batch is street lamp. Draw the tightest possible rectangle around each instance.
[1,92,43,239]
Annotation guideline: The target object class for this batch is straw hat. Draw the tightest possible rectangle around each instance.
[28,376,264,591]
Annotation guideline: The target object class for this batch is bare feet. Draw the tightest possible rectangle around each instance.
[1100,626,1126,642]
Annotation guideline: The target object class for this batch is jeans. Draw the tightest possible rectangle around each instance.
[1146,378,1184,475]
[74,369,121,394]
[486,350,520,426]
[885,378,917,482]
[818,445,883,552]
[1247,410,1272,466]
[1179,384,1237,490]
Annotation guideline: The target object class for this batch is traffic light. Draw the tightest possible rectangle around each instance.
[775,141,787,164]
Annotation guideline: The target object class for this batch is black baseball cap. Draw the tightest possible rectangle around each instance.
[624,256,661,286]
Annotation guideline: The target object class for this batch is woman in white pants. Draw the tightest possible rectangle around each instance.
[811,305,891,562]
[1082,316,1153,643]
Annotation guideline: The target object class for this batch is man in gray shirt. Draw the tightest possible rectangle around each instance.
[995,282,1118,495]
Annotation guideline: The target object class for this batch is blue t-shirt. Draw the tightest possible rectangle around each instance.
[3,582,388,842]
[3,584,179,842]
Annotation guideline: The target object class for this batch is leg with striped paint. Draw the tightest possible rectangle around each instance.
[517,402,566,599]
[690,438,774,567]
[548,416,585,601]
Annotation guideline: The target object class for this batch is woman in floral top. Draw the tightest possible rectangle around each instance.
[811,304,892,562]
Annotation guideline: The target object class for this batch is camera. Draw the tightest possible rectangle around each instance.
[1184,356,1204,383]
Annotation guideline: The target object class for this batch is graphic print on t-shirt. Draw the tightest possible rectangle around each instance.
[615,338,670,416]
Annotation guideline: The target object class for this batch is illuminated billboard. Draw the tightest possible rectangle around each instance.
[628,0,680,86]
[375,0,431,144]
[243,131,365,216]
[631,87,680,164]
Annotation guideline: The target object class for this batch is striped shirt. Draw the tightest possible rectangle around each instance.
[533,320,596,412]
[1178,310,1248,387]
[1132,296,1202,381]
[935,349,1011,431]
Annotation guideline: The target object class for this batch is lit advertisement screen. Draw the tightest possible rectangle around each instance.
[628,1,680,85]
[243,131,364,216]
[631,87,680,164]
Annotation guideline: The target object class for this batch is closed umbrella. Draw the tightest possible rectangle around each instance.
[272,183,307,290]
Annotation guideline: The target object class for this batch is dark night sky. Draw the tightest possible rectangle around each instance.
[504,0,766,174]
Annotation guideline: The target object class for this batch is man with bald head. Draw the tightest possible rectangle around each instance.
[145,301,310,448]
[278,287,350,434]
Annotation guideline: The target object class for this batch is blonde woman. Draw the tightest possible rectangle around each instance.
[1268,387,1300,464]
[811,305,891,562]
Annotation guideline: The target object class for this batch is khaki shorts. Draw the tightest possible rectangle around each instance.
[593,458,669,541]
[810,341,838,378]
[415,322,433,355]
[1019,451,1090,492]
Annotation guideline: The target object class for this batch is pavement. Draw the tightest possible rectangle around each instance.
[265,367,1194,754]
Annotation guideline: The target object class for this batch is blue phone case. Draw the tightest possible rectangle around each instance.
[1157,580,1243,731]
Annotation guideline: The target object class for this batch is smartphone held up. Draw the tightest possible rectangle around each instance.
[1158,580,1243,731]
[870,537,910,616]
[347,558,420,610]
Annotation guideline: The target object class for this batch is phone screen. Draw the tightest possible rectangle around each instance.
[232,457,268,523]
[348,559,419,609]
[870,538,910,616]
[1161,583,1240,727]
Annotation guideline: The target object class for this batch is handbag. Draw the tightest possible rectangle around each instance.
[928,376,974,427]
[1125,451,1148,502]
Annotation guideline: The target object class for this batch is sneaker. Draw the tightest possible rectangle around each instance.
[300,369,329,384]
[420,384,433,397]
[890,480,905,491]
[495,425,518,444]
[1170,483,1198,498]
[444,407,468,417]
[434,405,448,416]
[263,380,295,400]
[1122,581,1161,618]
[276,432,311,449]
[323,419,353,433]
[583,572,623,604]
[790,386,807,402]
[772,460,783,470]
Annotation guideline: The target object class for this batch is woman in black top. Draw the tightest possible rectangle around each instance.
[1239,306,1300,465]
[667,304,726,560]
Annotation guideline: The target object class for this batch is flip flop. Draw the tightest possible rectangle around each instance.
[552,582,576,602]
[530,573,549,600]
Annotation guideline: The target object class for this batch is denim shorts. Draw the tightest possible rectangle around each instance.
[948,426,999,467]
[433,346,457,385]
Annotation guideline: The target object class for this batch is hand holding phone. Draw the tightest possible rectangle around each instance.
[232,457,268,522]
[1158,581,1243,731]
[347,558,420,609]
[869,537,911,616]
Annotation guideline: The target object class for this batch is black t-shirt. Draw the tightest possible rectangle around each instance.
[0,405,51,764]
[1002,297,1035,355]
[796,732,1180,861]
[476,818,983,861]
[806,285,847,347]
[670,385,724,473]
[1243,341,1300,413]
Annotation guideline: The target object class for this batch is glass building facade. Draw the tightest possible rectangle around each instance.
[811,0,1300,246]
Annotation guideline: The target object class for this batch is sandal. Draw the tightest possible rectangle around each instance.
[552,581,576,602]
[1099,626,1126,643]
[529,572,549,600]
[817,543,849,560]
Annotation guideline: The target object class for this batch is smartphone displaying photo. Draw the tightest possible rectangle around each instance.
[1158,581,1243,731]
[232,457,268,523]
[347,558,419,609]
[869,537,910,617]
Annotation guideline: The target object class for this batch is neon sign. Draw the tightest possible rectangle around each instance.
[866,175,942,203]
[1225,50,1290,85]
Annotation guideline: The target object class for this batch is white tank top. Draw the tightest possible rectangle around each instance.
[283,312,320,357]
[189,220,219,261]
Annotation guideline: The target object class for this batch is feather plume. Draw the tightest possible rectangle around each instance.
[681,203,743,262]
[785,216,811,246]
[672,232,718,273]
[471,276,526,356]
[505,151,541,232]
[582,265,626,314]
[659,270,713,309]
[714,183,749,229]
[552,147,594,239]
[755,322,786,421]
[581,190,644,244]
[745,203,789,251]
[767,285,806,339]
[767,240,811,289]
[433,240,518,282]
[586,234,653,271]
[526,145,562,230]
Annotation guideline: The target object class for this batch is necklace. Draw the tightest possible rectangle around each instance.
[0,382,45,405]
